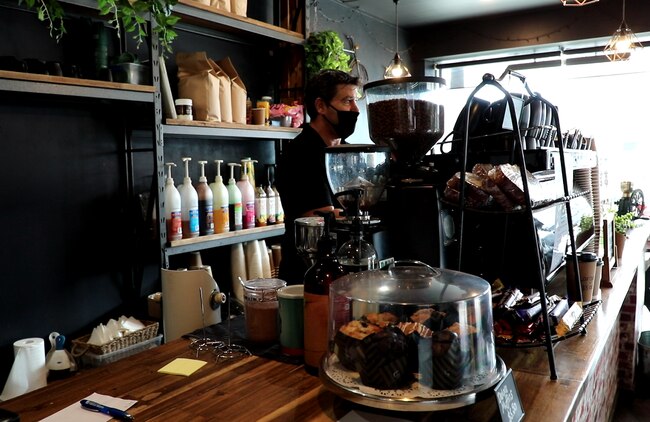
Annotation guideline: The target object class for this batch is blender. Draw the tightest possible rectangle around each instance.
[324,144,391,272]
[362,76,447,266]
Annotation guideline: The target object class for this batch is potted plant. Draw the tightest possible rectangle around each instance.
[614,211,637,260]
[20,0,179,54]
[304,30,351,80]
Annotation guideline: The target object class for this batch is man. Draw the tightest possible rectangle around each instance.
[276,69,361,284]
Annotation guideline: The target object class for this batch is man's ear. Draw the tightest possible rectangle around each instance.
[314,97,328,115]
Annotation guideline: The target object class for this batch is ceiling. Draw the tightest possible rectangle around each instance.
[339,0,565,28]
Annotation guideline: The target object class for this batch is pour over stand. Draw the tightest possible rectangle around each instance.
[187,289,250,361]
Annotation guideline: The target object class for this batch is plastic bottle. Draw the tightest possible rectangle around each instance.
[227,163,243,231]
[247,158,257,190]
[255,185,267,227]
[303,212,347,373]
[238,159,256,229]
[164,162,182,241]
[196,160,214,236]
[210,159,230,234]
[272,164,284,224]
[265,164,276,225]
[246,97,252,125]
[178,157,200,238]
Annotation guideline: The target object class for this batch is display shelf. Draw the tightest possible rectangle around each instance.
[447,73,582,380]
[0,70,155,102]
[163,119,301,140]
[163,224,285,260]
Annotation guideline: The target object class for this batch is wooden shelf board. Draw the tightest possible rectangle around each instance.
[0,70,156,93]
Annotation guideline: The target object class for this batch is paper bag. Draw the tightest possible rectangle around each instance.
[231,0,247,16]
[217,57,247,124]
[176,52,221,122]
[211,0,230,12]
[194,0,210,5]
[209,59,232,123]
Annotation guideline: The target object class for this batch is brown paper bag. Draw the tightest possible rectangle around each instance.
[193,0,210,6]
[211,0,229,12]
[231,0,246,16]
[176,52,221,122]
[209,59,232,123]
[217,57,247,124]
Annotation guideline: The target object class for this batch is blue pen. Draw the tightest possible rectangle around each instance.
[80,399,134,421]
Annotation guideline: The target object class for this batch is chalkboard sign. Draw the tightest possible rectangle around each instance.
[494,368,524,422]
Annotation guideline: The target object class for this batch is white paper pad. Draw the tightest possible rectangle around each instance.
[40,392,136,422]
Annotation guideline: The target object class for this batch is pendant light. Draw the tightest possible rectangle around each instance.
[560,0,598,6]
[383,0,411,79]
[604,0,643,61]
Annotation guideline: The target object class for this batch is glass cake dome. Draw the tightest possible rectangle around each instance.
[321,262,505,411]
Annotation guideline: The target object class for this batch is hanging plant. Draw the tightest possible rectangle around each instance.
[19,0,179,54]
[304,30,351,80]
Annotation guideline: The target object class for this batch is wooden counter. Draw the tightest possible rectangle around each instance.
[3,223,649,421]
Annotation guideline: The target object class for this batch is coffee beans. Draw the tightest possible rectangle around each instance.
[368,98,444,163]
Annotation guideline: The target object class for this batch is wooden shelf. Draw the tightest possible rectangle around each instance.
[175,0,304,45]
[163,119,301,140]
[0,70,155,102]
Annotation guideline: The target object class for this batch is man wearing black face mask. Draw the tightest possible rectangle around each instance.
[276,69,361,284]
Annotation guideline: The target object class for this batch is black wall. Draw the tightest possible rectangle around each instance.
[0,3,281,386]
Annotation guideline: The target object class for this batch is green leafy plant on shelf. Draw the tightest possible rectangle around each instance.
[19,0,179,54]
[614,211,637,235]
[304,30,351,80]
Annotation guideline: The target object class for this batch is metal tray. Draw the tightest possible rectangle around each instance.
[319,354,507,412]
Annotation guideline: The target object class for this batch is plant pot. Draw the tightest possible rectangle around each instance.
[615,231,627,261]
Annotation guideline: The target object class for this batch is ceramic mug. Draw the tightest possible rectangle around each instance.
[277,284,304,356]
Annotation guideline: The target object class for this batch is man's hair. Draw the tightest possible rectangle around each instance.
[304,69,360,119]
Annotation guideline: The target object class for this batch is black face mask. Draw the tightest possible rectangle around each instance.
[325,104,359,140]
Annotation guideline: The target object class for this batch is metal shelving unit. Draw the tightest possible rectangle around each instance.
[153,2,304,268]
[449,73,584,380]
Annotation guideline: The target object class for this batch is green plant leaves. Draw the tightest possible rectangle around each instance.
[305,30,351,79]
[21,0,179,54]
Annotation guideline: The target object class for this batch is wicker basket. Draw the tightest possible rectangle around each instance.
[71,320,159,356]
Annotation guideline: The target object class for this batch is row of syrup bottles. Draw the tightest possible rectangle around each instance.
[164,157,284,242]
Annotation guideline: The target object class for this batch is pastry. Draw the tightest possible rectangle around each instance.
[334,320,382,370]
[354,325,413,389]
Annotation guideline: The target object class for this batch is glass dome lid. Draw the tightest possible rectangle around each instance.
[330,262,490,305]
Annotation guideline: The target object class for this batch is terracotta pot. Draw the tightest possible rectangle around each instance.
[615,232,627,260]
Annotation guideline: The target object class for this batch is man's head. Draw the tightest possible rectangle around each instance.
[304,70,360,120]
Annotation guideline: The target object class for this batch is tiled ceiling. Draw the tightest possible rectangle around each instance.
[338,0,565,28]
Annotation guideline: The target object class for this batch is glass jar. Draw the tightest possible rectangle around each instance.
[175,98,193,121]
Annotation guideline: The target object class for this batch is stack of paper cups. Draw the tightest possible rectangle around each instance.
[231,243,247,303]
[245,241,263,280]
[259,240,272,278]
[0,338,47,400]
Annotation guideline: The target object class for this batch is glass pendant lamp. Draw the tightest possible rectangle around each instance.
[383,0,410,79]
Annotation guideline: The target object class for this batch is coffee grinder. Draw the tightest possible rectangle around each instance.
[324,144,391,272]
[362,76,447,266]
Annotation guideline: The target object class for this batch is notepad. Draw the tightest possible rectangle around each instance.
[158,358,207,376]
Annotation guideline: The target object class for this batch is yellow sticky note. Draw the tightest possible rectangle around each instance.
[158,358,207,376]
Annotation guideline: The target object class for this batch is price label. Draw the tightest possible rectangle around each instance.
[494,368,524,422]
